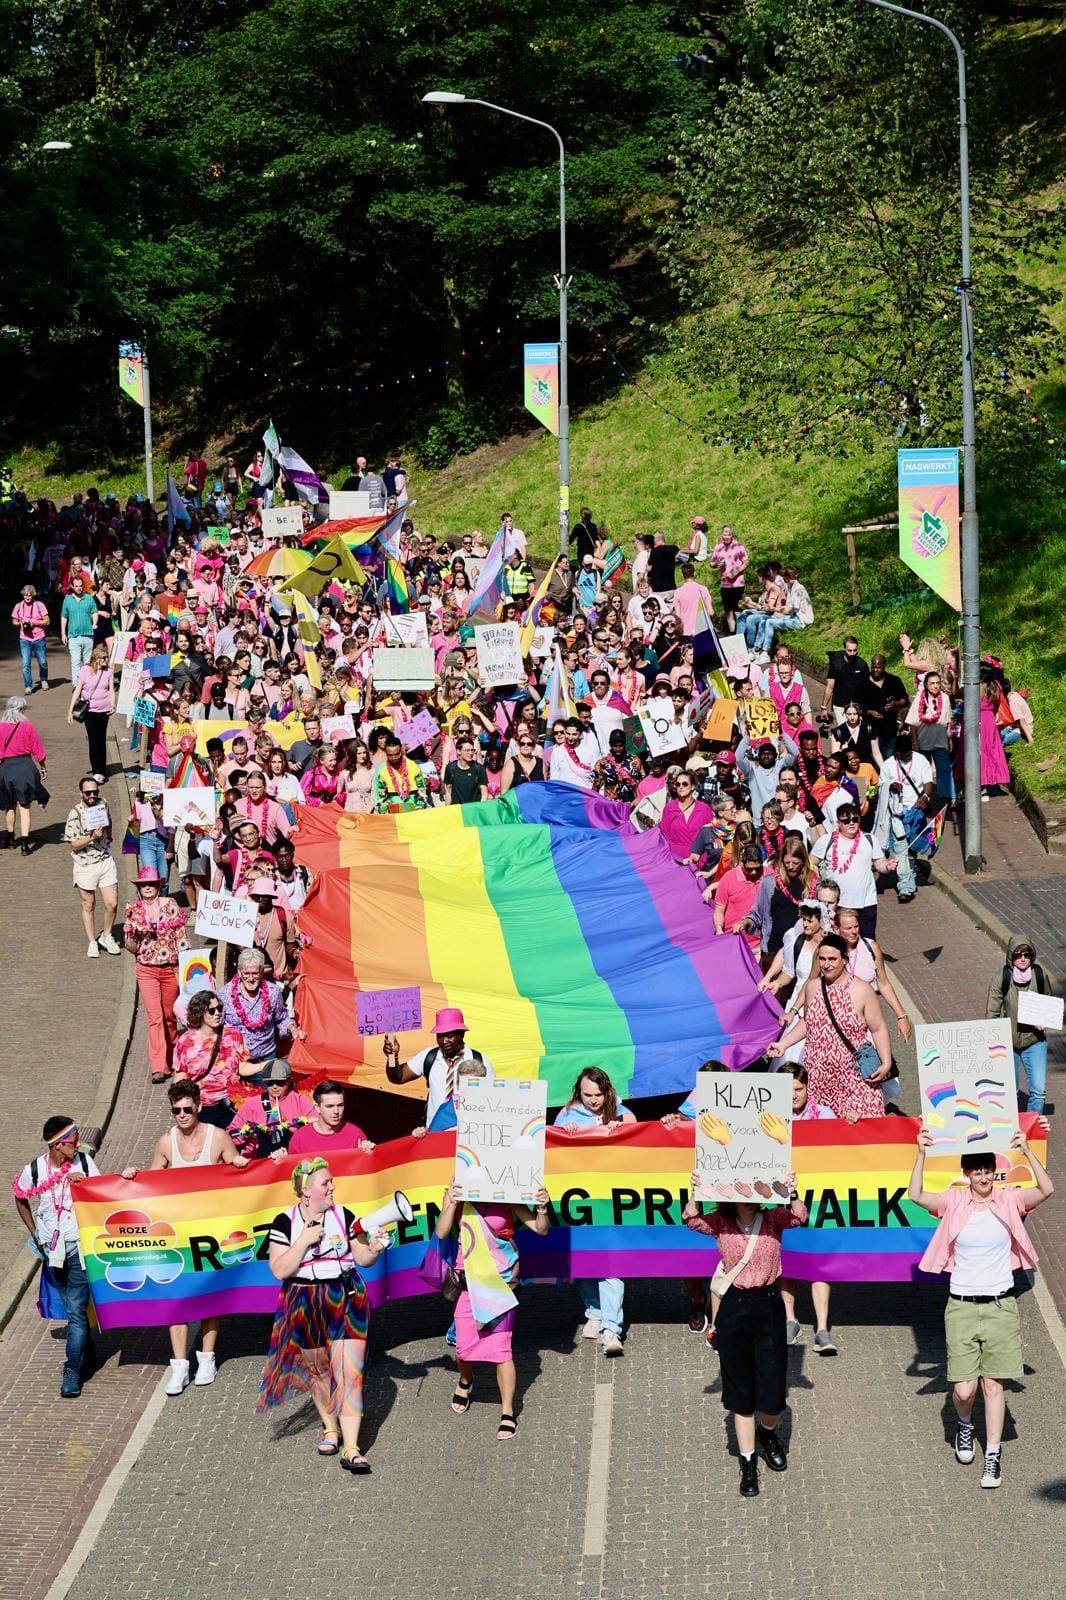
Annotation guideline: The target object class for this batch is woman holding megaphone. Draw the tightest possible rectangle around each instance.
[257,1157,393,1475]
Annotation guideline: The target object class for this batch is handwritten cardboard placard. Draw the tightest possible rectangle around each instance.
[475,622,524,688]
[916,1019,1018,1156]
[132,695,158,729]
[703,698,739,743]
[206,525,231,545]
[143,654,173,680]
[356,986,422,1037]
[694,1072,792,1204]
[721,633,750,668]
[638,705,687,759]
[370,647,437,691]
[116,661,142,716]
[322,714,357,744]
[194,889,257,949]
[109,631,135,666]
[260,506,303,541]
[81,804,110,831]
[743,698,780,741]
[138,770,165,795]
[454,1079,548,1204]
[530,626,555,659]
[1017,991,1064,1031]
[395,711,440,752]
[381,611,429,647]
[162,789,218,830]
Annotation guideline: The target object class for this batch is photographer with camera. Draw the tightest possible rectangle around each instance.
[11,583,50,693]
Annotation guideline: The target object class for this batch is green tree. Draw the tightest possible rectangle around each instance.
[661,1,1063,474]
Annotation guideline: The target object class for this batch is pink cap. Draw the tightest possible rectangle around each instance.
[432,1007,467,1034]
[250,877,279,898]
[715,750,737,767]
[131,558,145,571]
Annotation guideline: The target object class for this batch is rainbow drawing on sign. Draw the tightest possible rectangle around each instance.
[178,950,214,990]
[455,1144,479,1169]
[988,1116,1015,1135]
[925,1080,955,1108]
[987,1043,1009,1061]
[954,1100,981,1122]
[517,1116,547,1145]
[966,1127,989,1145]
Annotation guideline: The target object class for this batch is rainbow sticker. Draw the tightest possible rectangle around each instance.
[454,1145,479,1169]
[925,1081,956,1109]
[954,1100,981,1122]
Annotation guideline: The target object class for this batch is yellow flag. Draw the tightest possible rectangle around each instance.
[305,649,323,690]
[519,556,559,657]
[282,536,366,597]
[291,590,321,647]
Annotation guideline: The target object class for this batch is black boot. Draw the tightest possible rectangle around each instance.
[739,1454,759,1497]
[0,831,11,849]
[758,1425,788,1471]
[20,838,32,855]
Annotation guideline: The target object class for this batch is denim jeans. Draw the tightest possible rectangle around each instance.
[68,635,93,675]
[19,637,48,689]
[737,611,769,651]
[138,831,169,881]
[930,746,955,802]
[1015,1042,1047,1114]
[579,1277,625,1335]
[763,614,805,651]
[1001,727,1023,748]
[888,816,916,897]
[53,1242,91,1378]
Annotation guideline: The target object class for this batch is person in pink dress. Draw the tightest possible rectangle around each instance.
[659,770,714,861]
[954,679,1011,799]
[435,1184,551,1441]
[767,934,892,1118]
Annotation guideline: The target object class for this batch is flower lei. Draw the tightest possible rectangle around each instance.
[918,689,943,723]
[228,976,270,1031]
[10,1160,73,1201]
[827,829,863,876]
[761,825,785,858]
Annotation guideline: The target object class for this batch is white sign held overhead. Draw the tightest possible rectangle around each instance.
[475,622,524,688]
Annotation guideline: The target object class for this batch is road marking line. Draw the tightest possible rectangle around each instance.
[582,1378,614,1560]
[46,1372,170,1600]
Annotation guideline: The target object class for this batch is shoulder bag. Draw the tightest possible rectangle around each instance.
[709,1212,762,1298]
[821,975,881,1080]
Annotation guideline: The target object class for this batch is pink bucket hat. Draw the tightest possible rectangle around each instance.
[432,1007,467,1034]
[250,877,279,898]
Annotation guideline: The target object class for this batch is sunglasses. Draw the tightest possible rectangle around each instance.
[170,1105,197,1116]
[838,813,860,824]
[204,1002,222,1013]
[81,789,99,799]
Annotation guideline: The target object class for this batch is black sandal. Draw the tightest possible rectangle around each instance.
[339,1450,371,1474]
[497,1412,518,1441]
[451,1378,473,1413]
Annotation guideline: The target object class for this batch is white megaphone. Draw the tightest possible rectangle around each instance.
[358,1190,414,1238]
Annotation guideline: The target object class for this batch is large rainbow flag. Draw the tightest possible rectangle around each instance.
[289,784,783,1100]
[72,1118,1048,1330]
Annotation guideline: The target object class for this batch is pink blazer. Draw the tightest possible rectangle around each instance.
[918,1185,1037,1277]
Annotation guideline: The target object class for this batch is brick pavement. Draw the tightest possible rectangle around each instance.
[0,633,132,1282]
[64,1276,1066,1600]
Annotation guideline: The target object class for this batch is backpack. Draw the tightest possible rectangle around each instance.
[1003,965,1047,999]
[30,1151,89,1186]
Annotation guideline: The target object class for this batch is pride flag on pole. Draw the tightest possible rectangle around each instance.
[467,525,513,622]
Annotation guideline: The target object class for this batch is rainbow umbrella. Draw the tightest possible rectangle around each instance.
[243,546,314,581]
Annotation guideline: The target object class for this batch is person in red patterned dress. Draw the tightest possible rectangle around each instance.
[766,934,891,1119]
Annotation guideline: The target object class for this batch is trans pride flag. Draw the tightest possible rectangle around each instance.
[288,784,783,1101]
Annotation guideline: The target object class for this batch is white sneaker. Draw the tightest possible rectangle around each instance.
[98,932,121,955]
[601,1331,624,1357]
[165,1358,190,1396]
[40,680,49,691]
[581,1318,601,1340]
[92,773,107,784]
[86,940,101,959]
[981,1451,1002,1488]
[193,1350,217,1386]
[954,1421,975,1465]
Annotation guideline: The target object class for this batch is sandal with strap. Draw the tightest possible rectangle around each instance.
[451,1378,474,1414]
[497,1412,518,1441]
[339,1450,372,1474]
[317,1432,341,1456]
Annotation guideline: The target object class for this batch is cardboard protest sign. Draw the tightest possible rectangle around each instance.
[703,698,738,743]
[260,506,303,541]
[530,626,555,659]
[328,490,371,519]
[109,631,135,666]
[744,699,779,741]
[381,611,429,647]
[322,714,357,744]
[138,770,165,795]
[370,647,436,690]
[475,623,524,688]
[694,1072,792,1204]
[396,711,440,752]
[194,890,257,949]
[206,525,231,545]
[162,789,217,830]
[178,949,215,991]
[1017,991,1064,1031]
[638,704,687,759]
[454,1079,548,1205]
[116,661,141,716]
[916,1019,1018,1155]
[356,987,422,1037]
[143,654,172,680]
[621,715,648,757]
[81,804,110,831]
[721,633,750,668]
[132,696,158,729]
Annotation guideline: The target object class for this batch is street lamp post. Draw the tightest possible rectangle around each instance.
[422,92,571,561]
[862,0,981,872]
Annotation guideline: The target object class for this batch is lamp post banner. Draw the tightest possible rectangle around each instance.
[897,448,961,612]
[523,342,560,437]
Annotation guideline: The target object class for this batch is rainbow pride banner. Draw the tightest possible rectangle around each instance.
[72,1118,1046,1331]
[289,785,782,1101]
